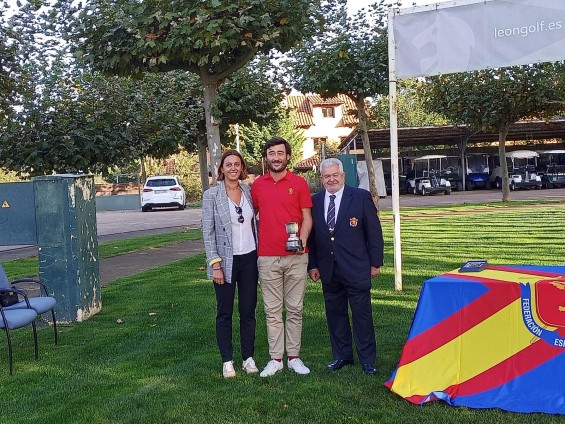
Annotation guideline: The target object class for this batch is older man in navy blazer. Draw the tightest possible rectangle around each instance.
[307,158,384,375]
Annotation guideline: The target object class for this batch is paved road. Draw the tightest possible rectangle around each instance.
[99,239,204,284]
[95,208,202,239]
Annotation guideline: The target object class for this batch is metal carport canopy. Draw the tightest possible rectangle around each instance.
[339,120,565,151]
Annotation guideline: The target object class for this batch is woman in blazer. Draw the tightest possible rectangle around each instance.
[202,150,259,378]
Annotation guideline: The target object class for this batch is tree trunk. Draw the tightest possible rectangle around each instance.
[140,157,147,182]
[201,74,223,186]
[197,130,209,193]
[499,125,511,202]
[458,138,467,191]
[357,97,379,208]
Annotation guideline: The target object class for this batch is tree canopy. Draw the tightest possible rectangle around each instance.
[216,56,283,131]
[1,0,289,179]
[288,1,390,102]
[0,1,37,124]
[423,63,565,201]
[287,0,394,204]
[0,66,202,175]
[0,57,285,177]
[238,107,306,171]
[370,79,449,130]
[58,0,324,183]
[0,11,18,122]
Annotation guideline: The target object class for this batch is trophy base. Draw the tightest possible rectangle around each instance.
[286,240,303,252]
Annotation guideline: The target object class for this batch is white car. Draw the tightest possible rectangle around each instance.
[141,176,186,212]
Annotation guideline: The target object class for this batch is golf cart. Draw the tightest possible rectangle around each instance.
[489,150,542,190]
[465,153,491,190]
[537,150,565,189]
[405,155,452,195]
[441,156,464,191]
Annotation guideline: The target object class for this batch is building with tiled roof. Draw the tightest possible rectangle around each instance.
[285,93,359,161]
[294,155,320,172]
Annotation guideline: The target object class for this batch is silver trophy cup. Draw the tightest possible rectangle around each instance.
[285,222,303,252]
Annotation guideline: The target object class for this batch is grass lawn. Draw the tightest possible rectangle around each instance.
[0,205,564,423]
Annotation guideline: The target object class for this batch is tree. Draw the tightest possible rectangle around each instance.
[423,63,565,201]
[188,56,286,191]
[212,55,285,180]
[216,56,284,131]
[287,1,394,205]
[0,1,35,124]
[0,65,203,175]
[58,0,323,184]
[370,79,448,129]
[1,50,286,181]
[0,14,18,122]
[238,107,307,171]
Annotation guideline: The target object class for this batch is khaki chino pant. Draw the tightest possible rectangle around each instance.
[258,254,308,359]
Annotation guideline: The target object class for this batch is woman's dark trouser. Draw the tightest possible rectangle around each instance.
[214,250,258,363]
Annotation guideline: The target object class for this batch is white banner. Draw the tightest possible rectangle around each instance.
[392,0,565,78]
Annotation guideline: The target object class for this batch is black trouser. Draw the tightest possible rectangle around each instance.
[322,263,376,364]
[214,250,258,363]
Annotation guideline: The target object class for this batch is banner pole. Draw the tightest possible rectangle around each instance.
[388,7,403,291]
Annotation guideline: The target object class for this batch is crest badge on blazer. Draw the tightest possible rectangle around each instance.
[350,217,358,227]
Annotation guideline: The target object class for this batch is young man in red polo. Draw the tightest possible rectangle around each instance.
[251,137,313,377]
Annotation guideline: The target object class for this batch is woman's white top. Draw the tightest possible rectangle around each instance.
[228,194,256,255]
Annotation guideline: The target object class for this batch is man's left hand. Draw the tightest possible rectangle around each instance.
[308,268,320,281]
[371,266,381,278]
[293,238,308,255]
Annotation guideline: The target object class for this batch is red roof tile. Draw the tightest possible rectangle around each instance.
[294,155,320,171]
[287,94,313,127]
[307,95,345,105]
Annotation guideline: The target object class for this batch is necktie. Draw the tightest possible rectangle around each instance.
[327,195,336,231]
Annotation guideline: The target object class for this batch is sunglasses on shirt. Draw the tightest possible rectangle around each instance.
[234,206,244,223]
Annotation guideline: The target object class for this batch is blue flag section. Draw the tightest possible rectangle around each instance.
[385,265,565,414]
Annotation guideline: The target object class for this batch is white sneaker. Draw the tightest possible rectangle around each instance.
[259,359,283,377]
[288,358,310,375]
[242,357,259,374]
[223,360,236,378]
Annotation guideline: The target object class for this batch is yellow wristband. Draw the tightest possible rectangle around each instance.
[209,258,222,267]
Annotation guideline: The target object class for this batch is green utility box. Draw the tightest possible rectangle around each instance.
[0,182,37,245]
[338,154,358,188]
[1,176,100,322]
[32,175,101,322]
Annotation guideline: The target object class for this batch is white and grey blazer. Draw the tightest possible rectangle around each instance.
[201,180,256,283]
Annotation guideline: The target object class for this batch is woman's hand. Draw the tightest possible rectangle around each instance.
[212,268,225,285]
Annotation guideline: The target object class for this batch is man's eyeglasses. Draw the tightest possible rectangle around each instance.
[235,206,244,223]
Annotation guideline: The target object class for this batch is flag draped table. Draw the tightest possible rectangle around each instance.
[385,265,565,415]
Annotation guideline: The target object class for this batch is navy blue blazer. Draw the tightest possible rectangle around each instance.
[307,185,384,284]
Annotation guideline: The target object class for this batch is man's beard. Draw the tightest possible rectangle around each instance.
[267,159,287,173]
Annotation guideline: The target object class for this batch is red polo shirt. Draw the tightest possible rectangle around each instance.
[251,170,312,256]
